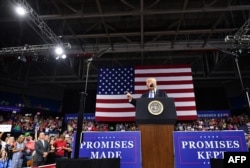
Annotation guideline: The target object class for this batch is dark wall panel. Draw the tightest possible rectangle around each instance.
[61,89,96,114]
[194,87,229,110]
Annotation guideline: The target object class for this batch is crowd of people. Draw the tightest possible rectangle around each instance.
[0,111,249,168]
[0,130,73,168]
[4,112,249,134]
[175,114,250,132]
[0,113,63,134]
[0,75,249,168]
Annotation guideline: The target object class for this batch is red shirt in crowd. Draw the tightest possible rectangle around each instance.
[54,139,66,157]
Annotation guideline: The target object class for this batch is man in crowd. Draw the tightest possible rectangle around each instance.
[33,132,49,166]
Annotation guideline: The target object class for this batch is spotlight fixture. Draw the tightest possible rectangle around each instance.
[61,54,67,59]
[55,46,64,55]
[54,46,68,60]
[17,55,27,62]
[15,5,27,16]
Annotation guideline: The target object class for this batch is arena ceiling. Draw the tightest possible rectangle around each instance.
[0,0,250,92]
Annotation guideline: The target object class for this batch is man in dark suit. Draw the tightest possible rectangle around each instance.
[126,77,168,106]
[33,132,50,166]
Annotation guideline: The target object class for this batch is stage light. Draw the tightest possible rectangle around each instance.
[15,5,27,16]
[54,46,68,60]
[55,46,64,55]
[61,54,67,59]
[17,55,27,62]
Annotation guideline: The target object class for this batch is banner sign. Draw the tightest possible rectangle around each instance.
[64,113,95,123]
[77,131,141,168]
[197,110,231,118]
[173,131,248,168]
[0,125,12,132]
[0,106,20,112]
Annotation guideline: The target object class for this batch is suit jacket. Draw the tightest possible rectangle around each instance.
[130,89,168,106]
[33,140,50,162]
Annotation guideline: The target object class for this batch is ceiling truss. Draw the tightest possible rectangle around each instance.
[0,0,250,91]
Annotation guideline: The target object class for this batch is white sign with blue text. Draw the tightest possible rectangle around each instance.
[78,131,141,168]
[173,131,248,168]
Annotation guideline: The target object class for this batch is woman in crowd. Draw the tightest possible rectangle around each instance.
[5,136,15,165]
[23,133,35,167]
[46,136,56,164]
[0,149,12,168]
[0,133,6,152]
[53,134,66,160]
[11,135,26,168]
[64,135,72,159]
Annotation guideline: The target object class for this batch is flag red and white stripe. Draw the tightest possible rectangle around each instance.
[95,65,197,121]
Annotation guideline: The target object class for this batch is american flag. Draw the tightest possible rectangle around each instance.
[95,65,197,122]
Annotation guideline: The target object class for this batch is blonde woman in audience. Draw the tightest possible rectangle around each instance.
[0,148,12,168]
[11,135,26,168]
[5,136,15,163]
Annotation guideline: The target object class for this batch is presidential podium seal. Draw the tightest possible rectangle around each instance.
[148,100,164,115]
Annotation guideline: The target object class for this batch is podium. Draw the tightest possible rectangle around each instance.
[136,97,177,168]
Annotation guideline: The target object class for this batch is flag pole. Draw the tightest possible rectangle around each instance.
[74,47,111,159]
